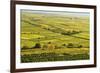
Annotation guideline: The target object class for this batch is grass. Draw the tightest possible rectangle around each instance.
[20,10,90,62]
[21,48,89,55]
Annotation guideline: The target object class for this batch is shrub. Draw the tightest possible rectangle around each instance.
[61,31,71,35]
[34,43,41,48]
[61,30,81,36]
[48,42,51,44]
[77,45,83,48]
[67,43,74,48]
[62,44,66,46]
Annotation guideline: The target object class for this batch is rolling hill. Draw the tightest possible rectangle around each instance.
[20,10,90,62]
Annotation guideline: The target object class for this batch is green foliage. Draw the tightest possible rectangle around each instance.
[34,43,41,48]
[77,45,83,48]
[21,11,90,62]
[61,30,80,35]
[66,43,83,48]
[21,11,89,48]
[67,43,74,48]
[62,44,66,46]
[21,53,89,62]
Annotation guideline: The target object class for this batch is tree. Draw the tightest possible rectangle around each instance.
[34,43,41,48]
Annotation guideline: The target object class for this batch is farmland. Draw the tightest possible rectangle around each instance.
[21,10,90,63]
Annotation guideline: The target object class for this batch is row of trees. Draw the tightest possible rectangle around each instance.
[22,42,84,50]
[61,30,81,36]
[42,24,81,36]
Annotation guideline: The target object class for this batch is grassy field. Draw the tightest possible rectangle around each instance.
[21,10,90,63]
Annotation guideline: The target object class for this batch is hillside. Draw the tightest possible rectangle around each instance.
[20,10,90,62]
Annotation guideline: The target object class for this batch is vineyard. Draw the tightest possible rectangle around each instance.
[21,10,90,62]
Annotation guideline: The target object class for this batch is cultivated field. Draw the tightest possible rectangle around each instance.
[21,10,90,63]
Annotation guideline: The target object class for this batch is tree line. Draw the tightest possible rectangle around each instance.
[22,42,85,50]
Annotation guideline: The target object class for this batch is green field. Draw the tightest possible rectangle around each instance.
[21,10,90,63]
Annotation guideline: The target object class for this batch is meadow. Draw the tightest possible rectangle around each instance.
[21,10,90,63]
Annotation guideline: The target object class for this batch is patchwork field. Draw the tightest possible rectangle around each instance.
[21,10,90,63]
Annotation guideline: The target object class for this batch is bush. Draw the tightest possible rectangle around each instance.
[67,43,74,48]
[61,31,71,35]
[77,45,83,48]
[34,43,41,48]
[67,43,83,48]
[61,30,81,36]
[62,44,66,46]
[48,42,51,44]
